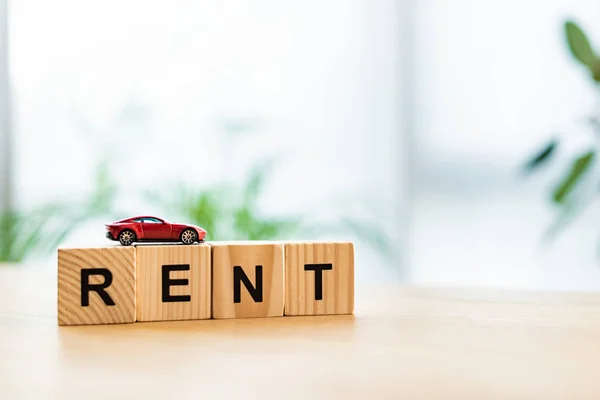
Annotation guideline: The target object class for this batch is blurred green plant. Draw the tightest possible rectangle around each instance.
[0,101,135,264]
[148,162,299,241]
[147,158,393,258]
[0,205,76,262]
[523,19,600,237]
[0,103,392,263]
[0,159,121,263]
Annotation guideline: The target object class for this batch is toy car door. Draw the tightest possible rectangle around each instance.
[139,217,171,240]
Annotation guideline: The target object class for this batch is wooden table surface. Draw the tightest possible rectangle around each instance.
[3,265,600,399]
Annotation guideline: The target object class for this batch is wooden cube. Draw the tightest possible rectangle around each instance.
[57,246,136,326]
[136,244,211,322]
[284,241,354,316]
[212,242,284,319]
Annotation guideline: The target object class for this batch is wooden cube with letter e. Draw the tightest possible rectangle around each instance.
[285,241,354,316]
[136,244,211,322]
[57,246,136,326]
[211,242,284,319]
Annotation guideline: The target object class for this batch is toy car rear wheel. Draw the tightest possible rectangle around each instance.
[118,230,136,246]
[180,229,197,245]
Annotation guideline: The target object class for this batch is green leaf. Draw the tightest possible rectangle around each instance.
[243,165,266,207]
[592,62,600,82]
[0,212,17,261]
[523,139,558,173]
[565,20,597,68]
[87,160,118,216]
[184,189,226,240]
[0,204,81,263]
[552,150,595,204]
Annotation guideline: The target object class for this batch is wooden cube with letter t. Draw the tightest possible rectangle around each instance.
[211,242,284,319]
[57,247,136,326]
[285,241,354,316]
[136,244,211,322]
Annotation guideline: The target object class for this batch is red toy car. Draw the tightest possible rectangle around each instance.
[105,216,207,246]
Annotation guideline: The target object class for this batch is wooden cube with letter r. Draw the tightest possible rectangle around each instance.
[57,246,136,326]
[285,241,354,316]
[211,241,284,319]
[136,244,211,322]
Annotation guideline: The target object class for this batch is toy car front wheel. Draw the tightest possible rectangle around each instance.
[118,230,136,246]
[180,229,197,245]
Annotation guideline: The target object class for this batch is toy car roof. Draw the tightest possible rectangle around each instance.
[113,216,168,223]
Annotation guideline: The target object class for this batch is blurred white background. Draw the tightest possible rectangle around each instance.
[411,0,600,290]
[7,0,406,282]
[5,0,600,290]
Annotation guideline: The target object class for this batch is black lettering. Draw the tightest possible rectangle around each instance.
[162,264,191,303]
[81,268,115,306]
[304,264,333,300]
[233,265,263,303]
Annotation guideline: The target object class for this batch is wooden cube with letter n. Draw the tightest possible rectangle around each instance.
[136,244,211,322]
[285,241,354,316]
[212,242,284,319]
[57,247,136,326]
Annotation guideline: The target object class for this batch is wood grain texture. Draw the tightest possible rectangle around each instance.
[57,247,135,325]
[285,241,354,315]
[212,242,284,319]
[136,244,211,322]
